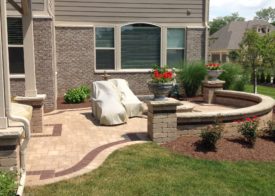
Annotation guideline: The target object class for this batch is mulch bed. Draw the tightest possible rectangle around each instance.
[56,97,91,110]
[162,136,275,162]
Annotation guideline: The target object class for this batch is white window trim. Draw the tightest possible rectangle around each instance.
[166,27,187,66]
[94,23,187,73]
[94,26,116,71]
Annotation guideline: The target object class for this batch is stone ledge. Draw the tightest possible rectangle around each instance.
[0,127,24,139]
[147,98,182,107]
[14,94,47,107]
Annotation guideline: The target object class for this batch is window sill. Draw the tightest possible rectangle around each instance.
[94,69,152,74]
[10,74,25,79]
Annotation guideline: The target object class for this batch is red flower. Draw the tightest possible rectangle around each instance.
[246,117,252,122]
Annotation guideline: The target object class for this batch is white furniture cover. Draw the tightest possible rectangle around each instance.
[109,79,143,117]
[92,81,128,125]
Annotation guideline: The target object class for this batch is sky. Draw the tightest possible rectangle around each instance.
[210,0,275,21]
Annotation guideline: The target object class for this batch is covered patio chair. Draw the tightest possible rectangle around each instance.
[91,81,128,125]
[109,79,143,117]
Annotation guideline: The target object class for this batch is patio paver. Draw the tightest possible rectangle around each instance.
[25,101,234,186]
[26,108,148,186]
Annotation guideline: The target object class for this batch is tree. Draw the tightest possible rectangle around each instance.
[209,12,245,35]
[228,50,240,62]
[254,7,275,23]
[239,30,262,93]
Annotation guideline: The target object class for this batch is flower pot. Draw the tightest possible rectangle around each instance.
[207,70,223,81]
[147,82,173,100]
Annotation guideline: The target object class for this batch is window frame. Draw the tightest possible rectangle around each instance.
[166,27,186,67]
[94,23,186,73]
[7,17,25,78]
[94,26,116,70]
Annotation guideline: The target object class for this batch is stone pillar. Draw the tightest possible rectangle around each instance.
[22,0,38,97]
[0,128,23,172]
[202,80,225,104]
[147,98,182,143]
[14,94,46,133]
[0,0,8,129]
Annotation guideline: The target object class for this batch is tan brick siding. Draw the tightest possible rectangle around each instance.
[10,19,56,111]
[56,27,94,96]
[186,28,206,61]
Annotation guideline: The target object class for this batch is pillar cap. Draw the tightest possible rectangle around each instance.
[0,126,23,139]
[148,98,182,107]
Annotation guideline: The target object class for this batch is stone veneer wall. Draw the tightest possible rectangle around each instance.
[186,28,206,61]
[93,73,151,95]
[56,27,94,96]
[56,27,205,97]
[34,19,56,111]
[11,26,206,109]
[10,78,25,97]
[55,27,152,97]
[10,18,56,111]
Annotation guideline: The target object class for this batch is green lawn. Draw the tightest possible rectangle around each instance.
[25,143,275,196]
[244,84,275,99]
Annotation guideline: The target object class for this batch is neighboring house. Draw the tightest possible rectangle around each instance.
[209,20,275,63]
[7,0,209,111]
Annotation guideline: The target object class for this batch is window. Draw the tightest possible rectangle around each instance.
[95,24,186,71]
[167,28,185,67]
[95,27,115,70]
[121,24,161,69]
[8,18,25,74]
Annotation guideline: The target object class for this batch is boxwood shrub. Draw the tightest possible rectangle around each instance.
[64,85,91,104]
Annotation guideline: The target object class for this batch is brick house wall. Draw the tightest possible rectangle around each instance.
[10,18,56,111]
[55,27,206,98]
[11,24,206,111]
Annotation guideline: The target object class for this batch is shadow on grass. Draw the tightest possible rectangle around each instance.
[226,138,254,149]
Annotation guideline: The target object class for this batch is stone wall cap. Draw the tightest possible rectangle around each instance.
[0,127,24,139]
[148,98,183,106]
[178,91,275,120]
[203,80,225,84]
[14,94,47,102]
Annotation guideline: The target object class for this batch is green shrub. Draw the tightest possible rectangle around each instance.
[266,73,271,83]
[0,171,16,196]
[237,116,259,146]
[178,61,207,97]
[232,74,247,91]
[201,121,223,149]
[79,85,91,98]
[265,120,275,138]
[64,88,86,104]
[260,71,266,83]
[257,73,261,83]
[219,63,243,89]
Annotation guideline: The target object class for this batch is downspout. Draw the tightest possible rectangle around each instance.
[204,0,210,63]
[0,1,31,196]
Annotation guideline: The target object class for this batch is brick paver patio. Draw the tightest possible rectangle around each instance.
[25,101,234,186]
[26,108,148,186]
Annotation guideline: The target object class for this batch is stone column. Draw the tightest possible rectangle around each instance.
[14,94,46,133]
[202,80,225,104]
[0,128,23,172]
[0,6,7,129]
[147,98,182,143]
[22,0,37,97]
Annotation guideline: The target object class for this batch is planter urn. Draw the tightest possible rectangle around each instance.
[147,82,173,100]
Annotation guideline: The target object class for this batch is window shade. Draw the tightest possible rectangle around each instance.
[7,18,23,45]
[121,24,161,69]
[9,47,25,74]
[96,28,114,48]
[167,28,185,48]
